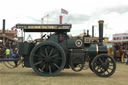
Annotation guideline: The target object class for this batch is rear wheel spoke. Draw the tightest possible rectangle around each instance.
[49,65,52,74]
[41,64,46,71]
[53,63,60,69]
[39,49,46,58]
[49,48,54,56]
[34,61,42,66]
[45,48,48,57]
[51,53,59,58]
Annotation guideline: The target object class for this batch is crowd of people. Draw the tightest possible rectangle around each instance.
[5,47,20,66]
[124,48,128,64]
[113,44,128,64]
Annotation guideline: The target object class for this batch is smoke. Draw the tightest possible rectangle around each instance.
[65,14,90,24]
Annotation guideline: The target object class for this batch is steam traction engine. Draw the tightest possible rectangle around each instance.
[0,19,18,59]
[16,20,116,77]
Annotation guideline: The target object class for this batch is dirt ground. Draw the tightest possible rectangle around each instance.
[0,62,128,85]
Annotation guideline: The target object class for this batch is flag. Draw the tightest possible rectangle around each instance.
[61,8,68,14]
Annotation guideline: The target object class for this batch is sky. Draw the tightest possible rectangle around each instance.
[0,0,128,40]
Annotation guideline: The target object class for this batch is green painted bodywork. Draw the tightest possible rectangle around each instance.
[19,32,107,68]
[84,44,97,57]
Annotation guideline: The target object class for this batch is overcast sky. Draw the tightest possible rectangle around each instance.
[0,0,128,40]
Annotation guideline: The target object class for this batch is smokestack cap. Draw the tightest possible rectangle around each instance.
[98,20,104,24]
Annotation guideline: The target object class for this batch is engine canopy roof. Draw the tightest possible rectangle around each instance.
[16,24,72,32]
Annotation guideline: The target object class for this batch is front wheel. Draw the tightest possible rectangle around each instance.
[89,58,94,72]
[92,54,116,77]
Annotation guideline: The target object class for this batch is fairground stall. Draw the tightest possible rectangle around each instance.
[111,33,128,62]
[0,19,20,68]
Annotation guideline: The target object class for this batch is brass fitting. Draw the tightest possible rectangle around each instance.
[98,20,104,24]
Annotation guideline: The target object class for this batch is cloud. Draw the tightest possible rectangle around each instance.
[26,16,41,23]
[26,11,91,24]
[47,14,90,24]
[102,5,128,14]
[14,5,128,25]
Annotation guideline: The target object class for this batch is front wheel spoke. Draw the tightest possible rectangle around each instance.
[103,72,105,75]
[108,60,112,63]
[106,69,110,74]
[97,64,102,67]
[98,68,103,72]
[109,64,113,66]
[108,67,113,70]
[34,61,42,66]
[99,58,104,64]
[105,58,108,64]
[101,68,105,72]
[97,66,101,71]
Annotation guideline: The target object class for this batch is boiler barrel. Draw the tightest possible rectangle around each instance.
[84,44,108,57]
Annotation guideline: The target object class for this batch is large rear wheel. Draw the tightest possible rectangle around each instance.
[30,41,66,76]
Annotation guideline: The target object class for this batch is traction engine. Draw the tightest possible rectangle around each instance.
[16,20,116,77]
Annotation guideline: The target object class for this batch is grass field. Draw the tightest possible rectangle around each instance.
[0,62,128,85]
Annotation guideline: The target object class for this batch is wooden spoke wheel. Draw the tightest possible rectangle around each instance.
[0,45,6,57]
[70,57,84,72]
[30,41,66,76]
[89,58,94,72]
[92,54,116,77]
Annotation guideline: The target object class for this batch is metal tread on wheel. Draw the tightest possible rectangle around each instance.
[92,54,116,77]
[30,41,66,76]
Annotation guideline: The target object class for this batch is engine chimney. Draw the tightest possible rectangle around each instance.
[92,25,94,37]
[59,16,63,24]
[98,20,104,45]
[2,19,5,34]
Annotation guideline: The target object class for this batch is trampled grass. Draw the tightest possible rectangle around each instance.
[0,62,128,85]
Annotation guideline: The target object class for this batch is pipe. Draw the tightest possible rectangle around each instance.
[92,25,94,37]
[3,19,5,34]
[98,20,104,45]
[59,16,63,24]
